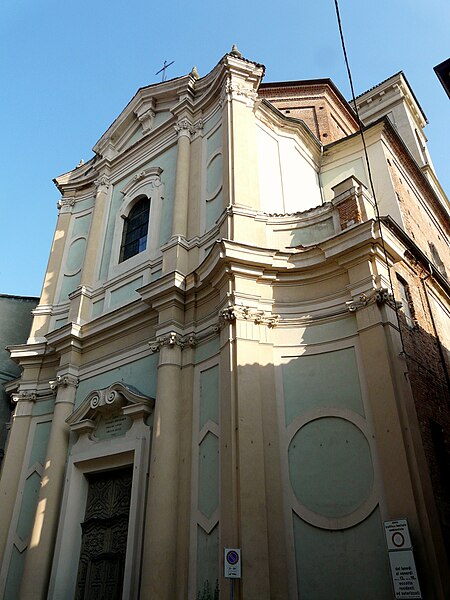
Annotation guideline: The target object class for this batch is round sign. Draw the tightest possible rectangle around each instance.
[226,550,239,565]
[392,532,405,548]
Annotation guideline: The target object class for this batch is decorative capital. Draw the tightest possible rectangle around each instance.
[94,174,111,193]
[149,331,197,353]
[346,287,398,313]
[49,374,79,390]
[217,305,279,329]
[57,197,76,213]
[13,391,37,403]
[220,76,258,108]
[174,118,203,139]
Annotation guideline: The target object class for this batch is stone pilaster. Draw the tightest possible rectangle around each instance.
[19,373,79,600]
[29,200,74,341]
[68,174,110,324]
[140,336,182,600]
[0,393,35,565]
[163,118,202,274]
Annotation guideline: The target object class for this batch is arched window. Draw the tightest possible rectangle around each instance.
[120,196,150,262]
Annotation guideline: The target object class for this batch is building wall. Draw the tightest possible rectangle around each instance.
[0,51,449,600]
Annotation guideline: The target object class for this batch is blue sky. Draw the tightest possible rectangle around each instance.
[1,0,449,296]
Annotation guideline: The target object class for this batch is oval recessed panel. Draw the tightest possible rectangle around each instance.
[288,417,373,518]
[66,237,86,273]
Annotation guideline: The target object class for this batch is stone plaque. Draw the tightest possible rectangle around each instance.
[95,414,131,440]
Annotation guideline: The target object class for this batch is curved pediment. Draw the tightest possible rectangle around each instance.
[67,382,155,436]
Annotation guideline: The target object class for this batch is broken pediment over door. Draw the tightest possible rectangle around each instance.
[67,381,155,443]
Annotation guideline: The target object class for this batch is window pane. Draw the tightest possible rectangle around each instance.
[120,197,150,262]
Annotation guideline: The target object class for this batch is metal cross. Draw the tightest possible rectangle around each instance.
[155,60,174,82]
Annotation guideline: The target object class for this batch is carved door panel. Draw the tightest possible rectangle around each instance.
[75,468,132,600]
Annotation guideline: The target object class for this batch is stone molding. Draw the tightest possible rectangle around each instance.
[120,166,163,198]
[346,287,400,312]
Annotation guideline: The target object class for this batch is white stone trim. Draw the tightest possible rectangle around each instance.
[107,167,165,281]
[47,383,154,600]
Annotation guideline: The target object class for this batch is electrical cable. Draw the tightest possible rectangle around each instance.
[332,0,409,358]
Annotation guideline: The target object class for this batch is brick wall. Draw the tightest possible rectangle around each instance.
[260,82,358,143]
[392,260,450,557]
[386,153,450,279]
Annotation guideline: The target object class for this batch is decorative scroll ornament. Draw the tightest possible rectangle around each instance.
[49,374,80,390]
[94,174,111,193]
[149,331,197,353]
[66,382,155,431]
[57,197,76,212]
[346,287,400,313]
[174,118,204,139]
[138,108,156,133]
[216,305,280,329]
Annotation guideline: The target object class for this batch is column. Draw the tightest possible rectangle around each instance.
[0,394,35,565]
[163,117,203,274]
[19,374,79,600]
[172,119,193,238]
[68,174,110,324]
[140,335,182,600]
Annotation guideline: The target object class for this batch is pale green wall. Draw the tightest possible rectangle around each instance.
[293,508,392,599]
[283,346,364,425]
[75,354,159,408]
[99,145,177,281]
[199,365,219,430]
[198,432,219,519]
[59,271,82,300]
[206,190,224,231]
[289,417,373,518]
[195,338,220,364]
[4,420,51,600]
[289,218,334,247]
[109,276,143,309]
[196,361,220,596]
[197,524,219,597]
[58,212,92,301]
[205,124,224,231]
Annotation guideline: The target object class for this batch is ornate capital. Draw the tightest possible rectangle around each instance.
[346,287,399,313]
[57,197,76,213]
[220,76,258,108]
[49,374,79,390]
[174,118,204,139]
[94,174,111,193]
[149,331,197,353]
[13,391,37,403]
[217,305,279,329]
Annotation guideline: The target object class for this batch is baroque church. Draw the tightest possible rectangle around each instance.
[0,47,449,599]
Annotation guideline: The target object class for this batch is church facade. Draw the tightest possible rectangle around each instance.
[0,49,449,599]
